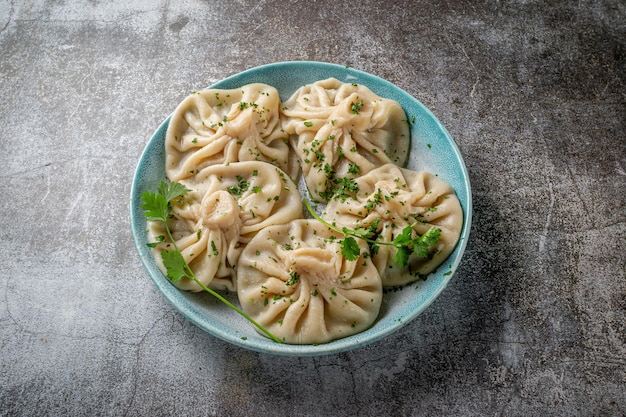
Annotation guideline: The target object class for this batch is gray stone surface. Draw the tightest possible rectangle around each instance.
[1,0,624,416]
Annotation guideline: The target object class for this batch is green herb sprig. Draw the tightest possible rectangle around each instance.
[304,199,441,268]
[142,180,282,344]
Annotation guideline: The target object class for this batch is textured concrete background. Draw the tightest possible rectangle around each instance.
[1,0,624,416]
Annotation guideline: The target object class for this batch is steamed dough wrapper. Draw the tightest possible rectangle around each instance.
[281,78,410,202]
[165,83,298,182]
[237,219,383,344]
[324,164,463,287]
[147,161,303,293]
[148,190,243,292]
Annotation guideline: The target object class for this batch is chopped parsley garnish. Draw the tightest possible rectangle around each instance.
[227,175,249,196]
[318,168,359,202]
[285,271,299,286]
[347,163,360,175]
[210,240,219,257]
[351,99,364,114]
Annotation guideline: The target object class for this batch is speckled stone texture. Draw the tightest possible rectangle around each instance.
[0,1,624,416]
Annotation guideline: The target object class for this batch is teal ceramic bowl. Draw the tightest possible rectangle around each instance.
[130,61,472,356]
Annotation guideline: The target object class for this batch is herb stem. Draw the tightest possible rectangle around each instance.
[192,274,283,343]
[304,199,339,232]
[303,199,394,247]
[166,226,282,344]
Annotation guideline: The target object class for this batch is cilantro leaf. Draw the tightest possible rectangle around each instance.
[352,218,381,241]
[413,227,441,258]
[158,180,190,202]
[393,225,414,247]
[352,227,371,238]
[142,180,190,222]
[141,191,168,222]
[161,249,189,282]
[393,246,411,269]
[340,237,360,261]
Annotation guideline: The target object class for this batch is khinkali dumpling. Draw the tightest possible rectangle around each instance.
[236,219,383,344]
[147,161,302,292]
[323,164,463,287]
[165,84,298,182]
[281,78,410,202]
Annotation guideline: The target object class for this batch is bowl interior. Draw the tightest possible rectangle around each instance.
[130,61,472,356]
